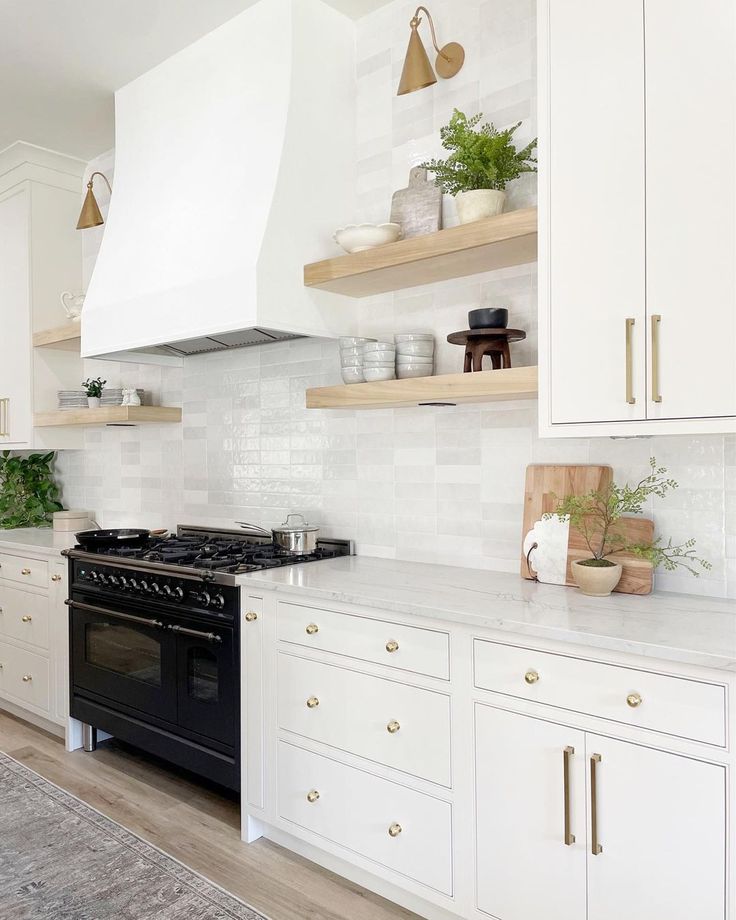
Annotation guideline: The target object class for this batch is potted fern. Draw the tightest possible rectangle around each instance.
[420,109,537,224]
[548,459,711,597]
[82,377,106,409]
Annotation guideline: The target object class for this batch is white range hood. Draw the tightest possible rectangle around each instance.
[82,0,356,360]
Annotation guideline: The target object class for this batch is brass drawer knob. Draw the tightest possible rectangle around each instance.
[21,615,32,623]
[305,623,319,635]
[385,640,399,653]
[387,720,401,734]
[51,574,62,583]
[626,692,643,708]
[388,823,402,838]
[21,568,31,576]
[22,674,32,682]
[244,611,258,622]
[306,696,320,709]
[306,789,320,803]
[524,669,540,685]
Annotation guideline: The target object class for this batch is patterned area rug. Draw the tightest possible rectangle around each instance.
[0,752,268,920]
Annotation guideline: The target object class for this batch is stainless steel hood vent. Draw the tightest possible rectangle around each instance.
[159,328,304,357]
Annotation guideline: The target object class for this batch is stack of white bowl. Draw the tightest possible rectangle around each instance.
[339,336,376,384]
[362,341,396,381]
[395,333,435,378]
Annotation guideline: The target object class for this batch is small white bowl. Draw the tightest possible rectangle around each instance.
[340,347,365,360]
[362,341,395,351]
[339,336,376,347]
[396,365,434,379]
[396,341,435,358]
[341,366,366,385]
[340,356,363,367]
[334,223,401,254]
[363,366,397,382]
[396,354,433,365]
[394,333,434,342]
[363,361,395,369]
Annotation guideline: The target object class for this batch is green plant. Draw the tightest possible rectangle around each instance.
[0,451,63,529]
[82,377,106,398]
[420,109,537,195]
[546,458,711,576]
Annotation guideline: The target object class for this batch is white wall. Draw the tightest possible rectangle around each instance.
[55,0,736,598]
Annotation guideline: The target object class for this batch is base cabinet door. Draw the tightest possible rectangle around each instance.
[475,705,587,920]
[586,735,726,920]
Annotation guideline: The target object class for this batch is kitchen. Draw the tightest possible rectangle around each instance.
[0,0,735,919]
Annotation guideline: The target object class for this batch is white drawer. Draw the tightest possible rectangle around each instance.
[474,639,726,746]
[0,553,48,590]
[0,584,49,650]
[278,654,451,786]
[0,641,50,712]
[277,601,450,679]
[278,741,453,895]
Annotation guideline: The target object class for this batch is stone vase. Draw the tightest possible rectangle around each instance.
[571,560,623,597]
[455,189,506,224]
[87,396,101,409]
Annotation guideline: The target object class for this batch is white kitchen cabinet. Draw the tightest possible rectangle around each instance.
[539,0,736,435]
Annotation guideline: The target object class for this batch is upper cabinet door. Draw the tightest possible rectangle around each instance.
[546,0,646,424]
[645,0,736,419]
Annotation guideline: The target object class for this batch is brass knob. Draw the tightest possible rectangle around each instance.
[626,692,643,708]
[305,623,319,635]
[385,640,399,653]
[244,611,258,622]
[22,674,32,682]
[51,574,62,583]
[524,669,540,685]
[306,696,320,709]
[21,568,31,576]
[21,615,32,623]
[388,823,402,838]
[306,789,320,803]
[387,720,401,734]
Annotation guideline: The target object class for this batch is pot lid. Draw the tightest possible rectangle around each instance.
[273,513,319,534]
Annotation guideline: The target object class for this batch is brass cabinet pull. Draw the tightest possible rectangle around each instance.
[563,746,575,846]
[22,674,32,683]
[0,398,9,438]
[625,318,636,404]
[524,669,540,685]
[306,789,320,803]
[305,623,319,635]
[306,696,320,709]
[244,611,258,622]
[21,568,31,576]
[385,640,399,653]
[387,720,401,734]
[388,823,402,838]
[51,574,62,583]
[21,615,32,623]
[590,753,603,855]
[626,692,643,708]
[651,314,662,403]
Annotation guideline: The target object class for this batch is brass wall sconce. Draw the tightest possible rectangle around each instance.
[397,6,465,96]
[76,171,112,230]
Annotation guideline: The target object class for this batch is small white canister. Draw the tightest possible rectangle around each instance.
[53,510,94,533]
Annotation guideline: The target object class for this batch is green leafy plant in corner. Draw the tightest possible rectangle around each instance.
[420,109,537,195]
[0,451,64,529]
[82,377,106,398]
[546,458,711,576]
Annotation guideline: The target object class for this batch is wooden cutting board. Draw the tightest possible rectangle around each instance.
[521,464,654,595]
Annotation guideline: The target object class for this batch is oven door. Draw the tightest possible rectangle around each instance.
[70,597,178,723]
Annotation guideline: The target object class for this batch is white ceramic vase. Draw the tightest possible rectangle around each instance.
[87,396,101,409]
[571,560,623,597]
[455,189,506,224]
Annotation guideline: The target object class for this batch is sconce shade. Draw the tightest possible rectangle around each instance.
[76,184,104,229]
[397,23,437,95]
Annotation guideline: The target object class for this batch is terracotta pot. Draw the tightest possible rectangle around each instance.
[571,559,623,597]
[455,189,506,224]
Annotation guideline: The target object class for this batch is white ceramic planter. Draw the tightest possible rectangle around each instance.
[455,189,506,224]
[571,560,623,597]
[87,396,101,409]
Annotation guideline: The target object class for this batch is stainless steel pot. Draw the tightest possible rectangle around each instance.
[237,514,320,554]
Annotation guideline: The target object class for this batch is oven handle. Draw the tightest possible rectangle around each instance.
[65,599,165,630]
[167,624,223,644]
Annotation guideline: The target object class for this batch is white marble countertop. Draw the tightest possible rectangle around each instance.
[0,527,76,558]
[239,555,736,672]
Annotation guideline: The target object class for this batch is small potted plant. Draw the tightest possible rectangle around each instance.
[82,377,106,409]
[420,109,537,224]
[548,459,711,597]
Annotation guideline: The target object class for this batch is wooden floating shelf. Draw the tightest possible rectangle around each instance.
[32,323,82,351]
[306,367,538,410]
[33,406,183,427]
[304,208,538,297]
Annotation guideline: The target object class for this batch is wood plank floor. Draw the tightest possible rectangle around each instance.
[0,711,420,920]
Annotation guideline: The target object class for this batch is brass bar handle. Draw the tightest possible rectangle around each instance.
[563,746,575,846]
[625,318,636,405]
[590,753,603,855]
[651,314,662,403]
[0,398,8,437]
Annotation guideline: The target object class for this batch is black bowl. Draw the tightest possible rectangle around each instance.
[468,307,508,329]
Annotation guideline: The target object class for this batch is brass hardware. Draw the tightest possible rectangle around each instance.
[77,171,112,229]
[651,314,662,403]
[306,623,319,635]
[524,669,540,685]
[590,753,603,855]
[21,568,31,576]
[306,789,320,803]
[0,398,8,438]
[625,318,636,405]
[626,692,643,708]
[244,611,258,622]
[51,574,62,583]
[385,640,400,653]
[563,746,575,846]
[387,720,401,734]
[306,696,320,709]
[388,823,403,837]
[22,674,32,682]
[21,616,32,623]
[397,5,465,96]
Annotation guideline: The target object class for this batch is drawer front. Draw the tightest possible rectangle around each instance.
[278,741,453,895]
[277,601,450,680]
[278,654,451,786]
[474,639,726,746]
[0,585,49,650]
[0,553,48,590]
[0,642,50,712]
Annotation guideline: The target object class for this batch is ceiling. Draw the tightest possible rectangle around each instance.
[0,0,390,161]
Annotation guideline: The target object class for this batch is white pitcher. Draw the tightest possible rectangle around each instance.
[60,291,85,322]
